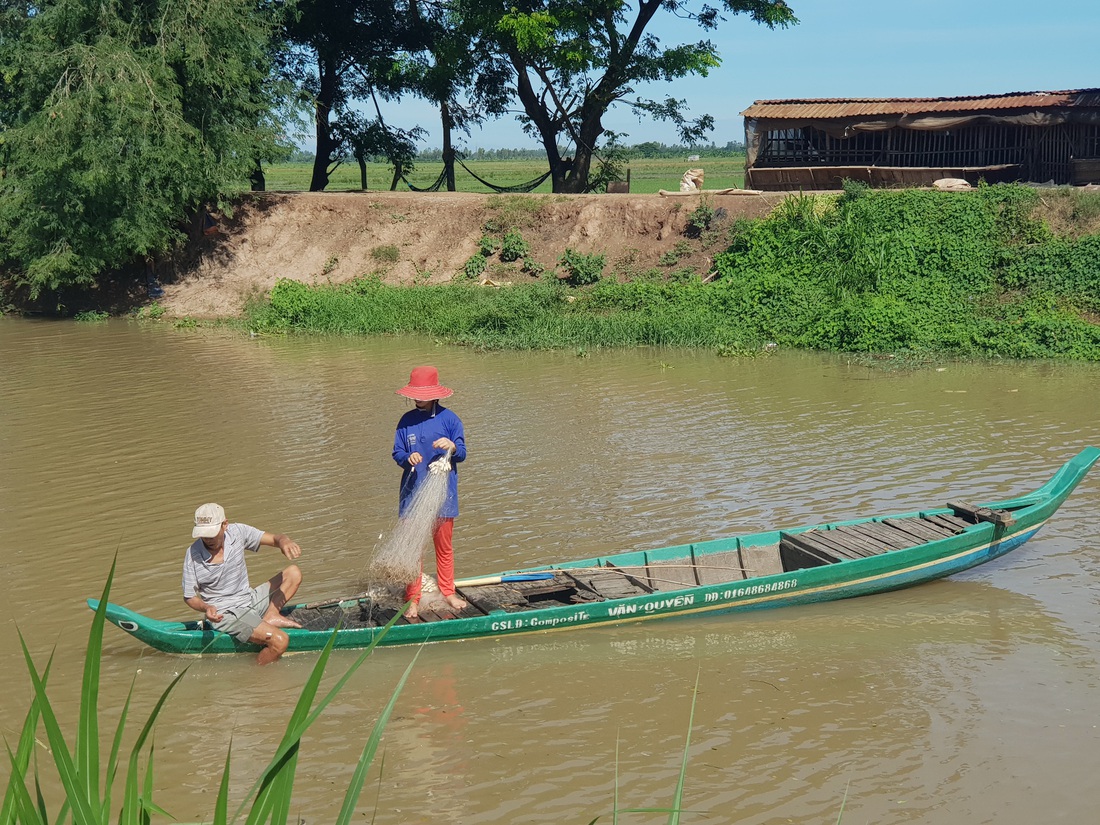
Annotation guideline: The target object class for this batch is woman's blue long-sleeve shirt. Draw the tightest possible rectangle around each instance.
[392,404,466,517]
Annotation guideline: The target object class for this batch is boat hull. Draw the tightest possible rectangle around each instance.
[90,448,1099,655]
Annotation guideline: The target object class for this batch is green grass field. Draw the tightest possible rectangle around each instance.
[261,156,747,194]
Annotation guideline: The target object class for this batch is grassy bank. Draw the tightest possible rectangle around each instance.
[247,184,1100,360]
[261,156,747,194]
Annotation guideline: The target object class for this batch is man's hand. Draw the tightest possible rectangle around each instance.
[275,535,302,560]
[408,451,424,466]
[432,437,456,452]
[186,595,223,622]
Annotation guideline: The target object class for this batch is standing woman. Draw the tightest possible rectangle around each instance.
[392,366,468,619]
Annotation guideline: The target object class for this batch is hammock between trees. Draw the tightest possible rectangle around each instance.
[400,154,552,193]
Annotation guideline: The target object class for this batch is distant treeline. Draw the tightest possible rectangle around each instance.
[284,141,745,166]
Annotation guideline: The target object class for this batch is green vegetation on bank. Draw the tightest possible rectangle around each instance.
[247,184,1100,360]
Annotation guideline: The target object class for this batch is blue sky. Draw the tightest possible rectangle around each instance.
[331,0,1100,151]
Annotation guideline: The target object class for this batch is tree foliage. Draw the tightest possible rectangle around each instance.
[459,0,797,192]
[280,0,433,191]
[0,0,288,299]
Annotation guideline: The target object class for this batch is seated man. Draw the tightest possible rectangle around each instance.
[182,503,303,665]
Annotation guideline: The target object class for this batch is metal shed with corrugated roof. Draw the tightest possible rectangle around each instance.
[741,90,1100,190]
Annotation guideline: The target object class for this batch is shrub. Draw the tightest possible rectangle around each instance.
[500,229,530,262]
[685,201,717,238]
[462,253,487,280]
[558,249,605,285]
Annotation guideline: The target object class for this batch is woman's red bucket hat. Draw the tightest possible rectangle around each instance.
[396,366,453,401]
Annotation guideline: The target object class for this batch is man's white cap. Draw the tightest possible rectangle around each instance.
[193,503,226,539]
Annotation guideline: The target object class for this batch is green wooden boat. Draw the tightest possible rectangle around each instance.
[91,447,1100,655]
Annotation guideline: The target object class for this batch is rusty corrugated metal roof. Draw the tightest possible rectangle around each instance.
[741,89,1100,119]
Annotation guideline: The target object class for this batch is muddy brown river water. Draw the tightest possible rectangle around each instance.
[3,316,1100,824]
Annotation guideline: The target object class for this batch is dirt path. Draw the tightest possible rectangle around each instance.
[157,190,787,318]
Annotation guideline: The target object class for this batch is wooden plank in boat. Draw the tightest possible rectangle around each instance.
[567,565,652,599]
[947,500,1016,526]
[647,558,699,590]
[740,544,784,578]
[925,514,972,532]
[779,531,843,569]
[816,528,881,558]
[457,583,527,614]
[695,550,749,585]
[853,521,922,549]
[799,530,867,560]
[914,516,964,536]
[882,517,954,542]
[828,525,891,556]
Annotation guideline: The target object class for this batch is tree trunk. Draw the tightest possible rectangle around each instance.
[357,152,368,190]
[250,160,266,192]
[310,54,339,192]
[441,101,456,192]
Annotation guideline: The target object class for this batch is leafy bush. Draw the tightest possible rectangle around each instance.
[685,201,716,237]
[462,253,488,280]
[500,229,530,262]
[478,235,497,256]
[558,249,605,285]
[659,241,693,267]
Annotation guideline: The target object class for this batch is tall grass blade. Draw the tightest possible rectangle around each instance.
[16,631,101,825]
[1,657,52,824]
[3,744,46,825]
[241,629,340,825]
[613,734,620,825]
[835,777,851,825]
[34,770,49,825]
[138,741,171,823]
[333,648,423,825]
[213,741,233,825]
[118,668,189,825]
[666,671,701,825]
[235,609,405,824]
[77,558,116,815]
[100,678,136,821]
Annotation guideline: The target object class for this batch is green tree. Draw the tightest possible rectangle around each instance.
[462,0,797,193]
[280,0,431,192]
[396,5,513,191]
[0,0,289,299]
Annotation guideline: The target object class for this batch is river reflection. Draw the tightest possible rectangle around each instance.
[3,316,1100,824]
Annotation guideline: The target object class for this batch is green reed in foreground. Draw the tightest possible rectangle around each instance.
[2,564,718,824]
[1,559,414,825]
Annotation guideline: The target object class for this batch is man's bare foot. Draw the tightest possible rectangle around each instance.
[267,615,302,629]
[444,594,468,611]
[404,600,420,620]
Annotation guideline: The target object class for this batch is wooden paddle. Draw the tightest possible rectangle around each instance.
[454,572,556,588]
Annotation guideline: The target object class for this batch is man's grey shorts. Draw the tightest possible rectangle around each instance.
[212,583,272,642]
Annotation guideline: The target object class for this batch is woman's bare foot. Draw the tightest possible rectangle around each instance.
[444,594,468,611]
[404,600,420,620]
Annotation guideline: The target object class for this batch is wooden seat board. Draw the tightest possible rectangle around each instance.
[882,517,954,542]
[828,525,893,555]
[799,530,870,559]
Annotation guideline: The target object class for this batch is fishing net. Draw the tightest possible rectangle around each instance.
[366,451,454,584]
